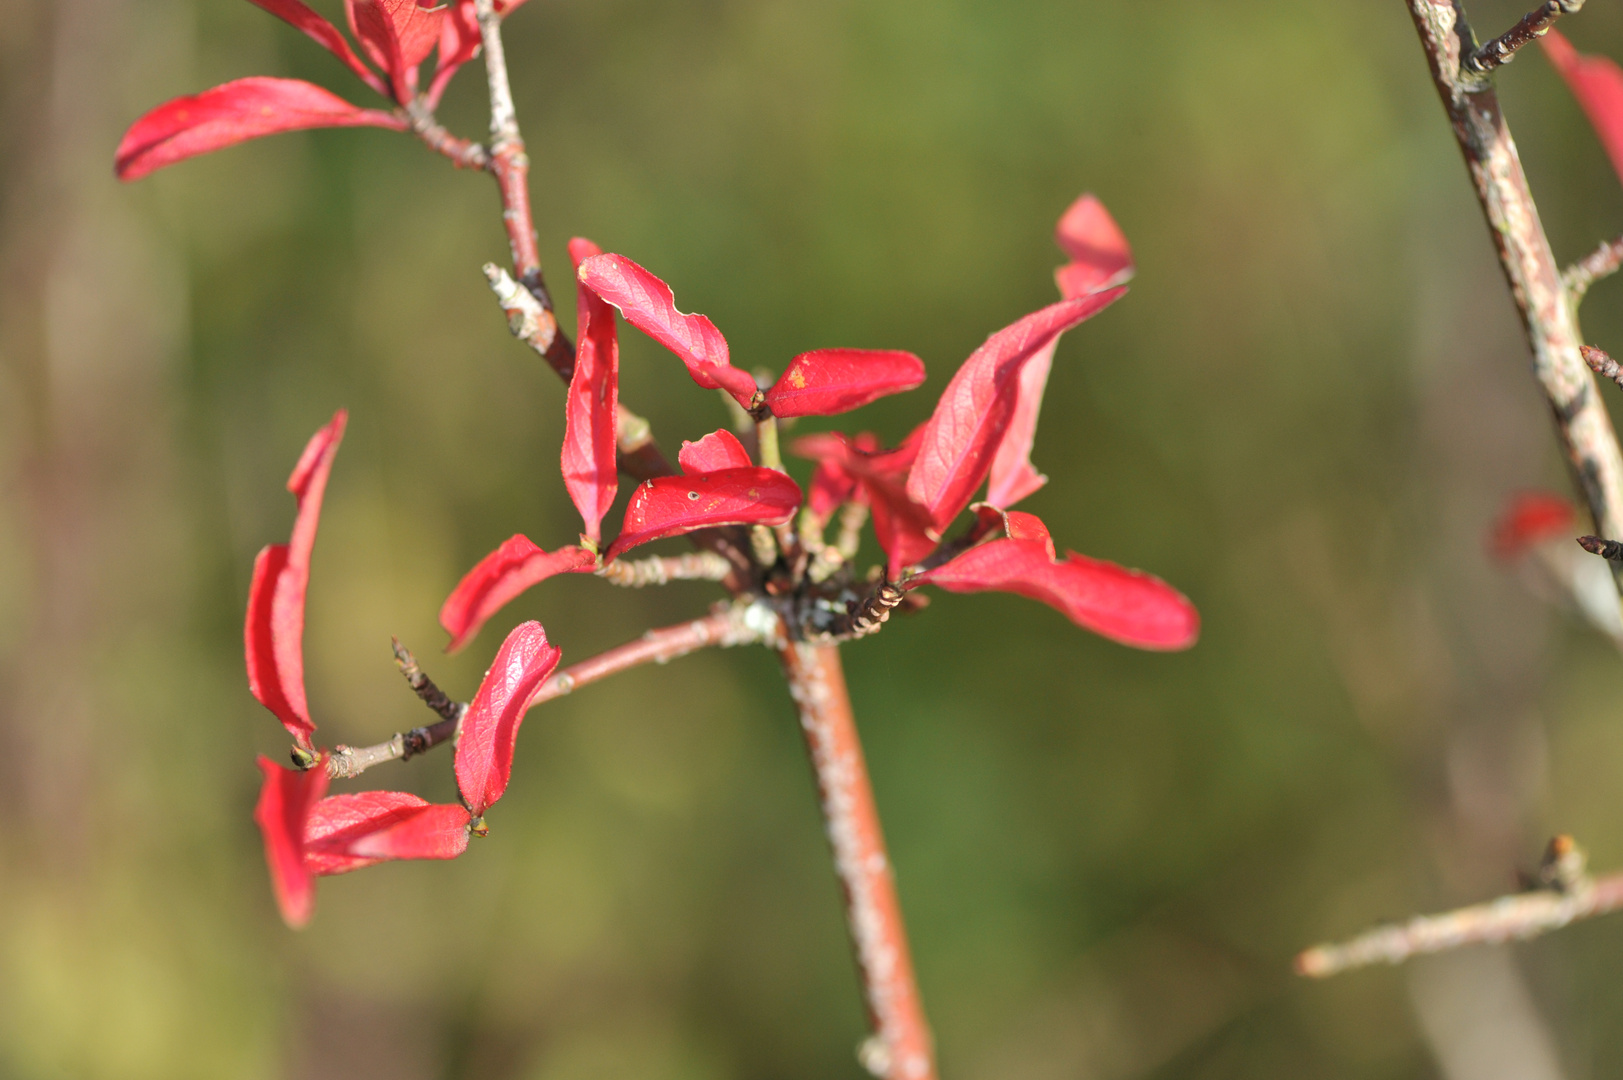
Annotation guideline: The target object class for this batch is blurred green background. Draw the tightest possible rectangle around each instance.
[10,0,1623,1076]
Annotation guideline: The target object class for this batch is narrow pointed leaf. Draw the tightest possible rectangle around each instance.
[1053,193,1135,297]
[983,338,1055,509]
[562,237,620,543]
[913,525,1198,651]
[253,756,328,928]
[576,253,760,408]
[304,791,470,875]
[115,78,405,181]
[455,621,562,815]
[678,429,753,474]
[1491,491,1577,560]
[1543,29,1623,185]
[907,291,1124,531]
[246,0,389,97]
[764,349,926,417]
[606,469,802,561]
[245,410,347,748]
[439,536,594,654]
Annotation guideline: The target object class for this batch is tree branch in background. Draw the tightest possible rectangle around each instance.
[599,550,733,587]
[1464,0,1583,76]
[1297,837,1623,977]
[1407,0,1623,570]
[1564,234,1623,302]
[779,641,937,1080]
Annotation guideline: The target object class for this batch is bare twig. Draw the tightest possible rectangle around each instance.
[403,98,489,170]
[1581,343,1623,389]
[525,600,782,712]
[391,637,463,724]
[814,578,906,642]
[1564,234,1623,302]
[1463,0,1582,76]
[780,642,936,1080]
[1408,0,1623,576]
[1578,534,1623,560]
[323,640,466,779]
[1297,837,1623,978]
[599,550,733,587]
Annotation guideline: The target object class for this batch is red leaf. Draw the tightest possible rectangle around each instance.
[576,253,761,409]
[606,469,803,561]
[906,291,1125,532]
[807,459,859,523]
[115,78,405,182]
[440,536,594,654]
[347,0,448,101]
[1053,194,1135,298]
[1491,491,1577,560]
[912,519,1198,651]
[428,0,526,105]
[983,337,1055,509]
[455,621,562,816]
[304,791,470,875]
[246,0,390,98]
[562,237,620,543]
[679,429,753,474]
[253,756,328,928]
[1544,29,1623,185]
[793,430,935,577]
[245,410,347,749]
[764,349,926,417]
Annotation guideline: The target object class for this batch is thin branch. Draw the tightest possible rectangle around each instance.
[1463,0,1583,76]
[325,641,466,780]
[484,262,561,367]
[1564,234,1623,302]
[1297,839,1623,978]
[526,600,783,712]
[599,550,733,587]
[780,642,937,1080]
[1408,0,1623,575]
[403,99,489,170]
[810,578,906,642]
[1581,343,1623,390]
[391,637,464,723]
[1578,534,1623,560]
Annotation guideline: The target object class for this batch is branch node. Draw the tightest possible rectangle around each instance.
[1564,235,1623,302]
[392,637,465,724]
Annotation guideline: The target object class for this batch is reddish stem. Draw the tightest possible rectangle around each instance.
[779,642,936,1080]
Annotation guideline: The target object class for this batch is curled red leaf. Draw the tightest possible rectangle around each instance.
[562,237,620,543]
[1491,491,1577,560]
[606,468,803,561]
[983,338,1055,510]
[440,536,594,654]
[793,430,935,577]
[576,253,761,408]
[764,349,926,418]
[911,514,1198,651]
[246,0,390,98]
[455,621,563,816]
[253,756,329,928]
[1053,193,1135,298]
[115,77,405,182]
[679,429,753,474]
[347,0,448,101]
[304,791,471,875]
[429,0,527,104]
[1543,29,1623,185]
[906,291,1124,532]
[245,411,347,749]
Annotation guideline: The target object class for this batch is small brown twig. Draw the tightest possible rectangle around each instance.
[324,640,466,779]
[1578,534,1623,560]
[1463,0,1583,76]
[1297,838,1623,978]
[599,551,733,587]
[1581,343,1623,390]
[780,641,937,1080]
[392,637,464,723]
[813,578,906,642]
[1565,234,1623,303]
[404,98,490,170]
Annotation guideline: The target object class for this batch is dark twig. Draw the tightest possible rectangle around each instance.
[1581,344,1623,390]
[1297,837,1623,978]
[1564,234,1623,302]
[324,641,466,780]
[392,637,464,724]
[818,578,906,641]
[1464,0,1583,76]
[1578,534,1623,561]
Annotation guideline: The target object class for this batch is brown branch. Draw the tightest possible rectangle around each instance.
[1408,0,1623,569]
[325,641,466,780]
[1582,343,1623,390]
[1564,234,1623,302]
[779,642,937,1080]
[526,600,781,712]
[1578,534,1623,560]
[1298,842,1623,978]
[598,550,733,587]
[1463,0,1582,76]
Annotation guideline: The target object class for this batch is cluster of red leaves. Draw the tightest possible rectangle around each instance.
[247,412,562,926]
[440,193,1198,653]
[114,0,529,182]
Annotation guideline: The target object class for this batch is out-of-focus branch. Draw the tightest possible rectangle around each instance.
[599,551,733,588]
[1297,839,1623,978]
[404,98,490,170]
[1464,0,1583,76]
[525,600,782,712]
[1407,0,1623,580]
[779,641,937,1080]
[1564,234,1623,303]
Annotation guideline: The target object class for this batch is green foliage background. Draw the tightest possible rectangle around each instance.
[7,0,1623,1076]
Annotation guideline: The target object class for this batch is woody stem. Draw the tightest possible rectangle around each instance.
[779,641,936,1080]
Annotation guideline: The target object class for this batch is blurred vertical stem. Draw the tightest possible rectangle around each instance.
[1407,0,1623,581]
[779,641,936,1080]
